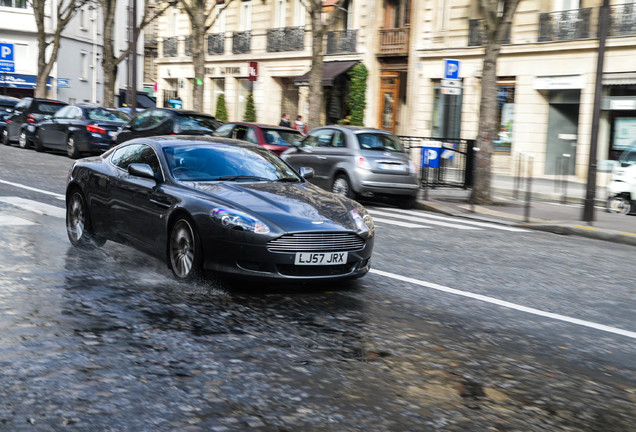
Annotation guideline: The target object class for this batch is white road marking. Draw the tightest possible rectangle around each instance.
[371,269,636,340]
[371,217,431,228]
[388,208,531,232]
[0,197,65,219]
[0,179,65,200]
[0,214,36,226]
[370,209,481,230]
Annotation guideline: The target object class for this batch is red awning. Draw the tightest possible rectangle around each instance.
[294,60,359,87]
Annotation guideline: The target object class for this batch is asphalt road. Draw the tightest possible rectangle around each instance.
[0,143,635,431]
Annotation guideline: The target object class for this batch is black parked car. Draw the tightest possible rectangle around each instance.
[0,95,20,137]
[1,97,67,148]
[65,136,374,282]
[33,103,130,158]
[112,108,223,145]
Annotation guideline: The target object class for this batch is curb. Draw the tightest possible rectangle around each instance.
[516,223,636,247]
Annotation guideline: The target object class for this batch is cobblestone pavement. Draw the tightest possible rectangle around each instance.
[0,224,634,432]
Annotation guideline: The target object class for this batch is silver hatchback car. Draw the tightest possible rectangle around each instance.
[282,126,419,207]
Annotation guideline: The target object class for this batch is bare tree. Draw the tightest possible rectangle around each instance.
[99,0,171,107]
[305,0,343,131]
[178,0,237,112]
[31,0,89,97]
[471,0,522,204]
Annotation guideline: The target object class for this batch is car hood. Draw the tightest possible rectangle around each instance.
[184,181,361,233]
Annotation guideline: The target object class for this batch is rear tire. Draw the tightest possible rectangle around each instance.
[607,196,631,215]
[1,129,10,146]
[169,217,202,281]
[67,135,79,159]
[34,131,44,152]
[66,189,104,248]
[332,174,355,199]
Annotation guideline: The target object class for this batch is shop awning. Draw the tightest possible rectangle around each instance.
[603,72,636,86]
[294,60,359,87]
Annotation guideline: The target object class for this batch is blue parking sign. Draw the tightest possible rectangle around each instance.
[444,59,460,79]
[0,43,14,62]
[421,143,442,168]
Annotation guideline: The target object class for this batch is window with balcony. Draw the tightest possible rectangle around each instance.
[294,0,306,27]
[163,37,178,57]
[275,0,286,28]
[0,0,27,8]
[379,0,410,56]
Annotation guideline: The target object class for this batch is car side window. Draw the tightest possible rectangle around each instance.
[302,129,335,148]
[130,111,153,130]
[332,131,346,148]
[213,123,234,137]
[233,126,248,141]
[111,144,161,176]
[146,110,169,128]
[14,100,29,111]
[69,106,82,120]
[246,127,258,144]
[54,106,72,119]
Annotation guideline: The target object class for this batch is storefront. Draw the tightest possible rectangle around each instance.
[0,73,49,98]
[602,73,636,160]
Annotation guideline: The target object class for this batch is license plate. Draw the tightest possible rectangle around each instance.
[294,252,348,266]
[378,163,405,171]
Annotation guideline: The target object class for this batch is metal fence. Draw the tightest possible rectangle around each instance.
[398,136,476,189]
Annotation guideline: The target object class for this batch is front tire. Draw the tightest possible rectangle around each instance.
[332,174,355,199]
[67,135,80,159]
[607,196,632,215]
[66,190,103,248]
[169,217,202,281]
[18,130,29,149]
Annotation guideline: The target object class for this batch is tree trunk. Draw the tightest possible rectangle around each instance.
[191,17,206,112]
[307,11,324,131]
[101,0,118,107]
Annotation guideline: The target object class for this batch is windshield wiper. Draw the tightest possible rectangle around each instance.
[276,177,300,182]
[212,175,270,182]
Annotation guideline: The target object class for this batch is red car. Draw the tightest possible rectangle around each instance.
[212,122,304,155]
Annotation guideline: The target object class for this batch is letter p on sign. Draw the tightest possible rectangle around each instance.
[0,43,14,61]
[444,59,460,80]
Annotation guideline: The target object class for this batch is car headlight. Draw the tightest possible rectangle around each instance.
[210,208,271,234]
[350,208,374,235]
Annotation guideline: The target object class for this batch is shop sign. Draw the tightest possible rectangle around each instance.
[248,61,257,81]
[533,75,584,90]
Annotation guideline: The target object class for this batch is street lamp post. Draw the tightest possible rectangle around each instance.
[127,0,138,112]
[582,0,610,222]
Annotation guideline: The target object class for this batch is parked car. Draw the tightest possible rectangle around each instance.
[282,126,419,208]
[32,103,130,158]
[607,144,636,215]
[0,95,20,137]
[213,122,304,155]
[65,136,374,281]
[112,108,223,145]
[1,97,67,148]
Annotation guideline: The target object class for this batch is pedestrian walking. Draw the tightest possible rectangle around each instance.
[293,115,308,134]
[279,113,291,128]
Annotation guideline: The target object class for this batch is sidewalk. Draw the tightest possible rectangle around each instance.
[416,174,636,246]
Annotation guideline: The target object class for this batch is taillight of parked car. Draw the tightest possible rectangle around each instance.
[356,156,371,170]
[27,114,36,124]
[86,124,107,134]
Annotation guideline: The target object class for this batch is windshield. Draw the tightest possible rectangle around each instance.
[618,144,636,166]
[175,115,222,133]
[86,108,130,123]
[164,144,302,182]
[262,128,302,146]
[356,133,404,152]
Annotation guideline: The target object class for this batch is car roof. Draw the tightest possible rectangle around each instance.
[120,135,264,150]
[314,125,395,134]
[225,121,299,131]
[153,107,218,118]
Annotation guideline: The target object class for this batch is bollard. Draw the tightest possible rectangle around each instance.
[524,156,534,223]
[561,154,570,204]
[471,147,480,213]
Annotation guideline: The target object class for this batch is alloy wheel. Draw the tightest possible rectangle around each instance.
[66,192,86,244]
[170,219,198,279]
[18,130,28,149]
[607,196,631,215]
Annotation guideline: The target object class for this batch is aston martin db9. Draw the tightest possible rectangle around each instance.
[65,136,374,281]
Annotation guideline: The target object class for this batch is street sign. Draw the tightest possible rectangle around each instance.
[0,61,15,73]
[248,61,258,81]
[441,87,461,95]
[444,59,460,79]
[0,43,14,62]
[57,78,70,88]
[421,141,442,168]
[441,79,460,88]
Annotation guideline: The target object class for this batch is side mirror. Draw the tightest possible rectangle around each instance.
[299,167,314,180]
[128,163,157,181]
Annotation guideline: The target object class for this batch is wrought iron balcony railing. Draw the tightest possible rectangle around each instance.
[162,37,177,57]
[184,36,192,56]
[207,33,225,55]
[326,29,357,54]
[538,8,593,41]
[232,31,251,54]
[266,26,305,52]
[610,2,636,36]
[468,19,510,46]
[378,27,409,56]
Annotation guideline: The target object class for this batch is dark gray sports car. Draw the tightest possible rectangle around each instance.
[65,136,374,281]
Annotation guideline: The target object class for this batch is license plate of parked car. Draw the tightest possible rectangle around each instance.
[294,252,348,265]
[377,162,405,171]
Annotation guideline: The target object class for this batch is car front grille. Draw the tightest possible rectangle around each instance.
[267,232,365,253]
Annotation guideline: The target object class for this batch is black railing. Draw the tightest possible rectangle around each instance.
[467,19,510,46]
[232,31,251,54]
[326,29,357,54]
[398,137,476,189]
[538,8,593,41]
[207,33,225,55]
[610,2,636,36]
[267,26,304,52]
[184,36,192,56]
[162,37,177,57]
